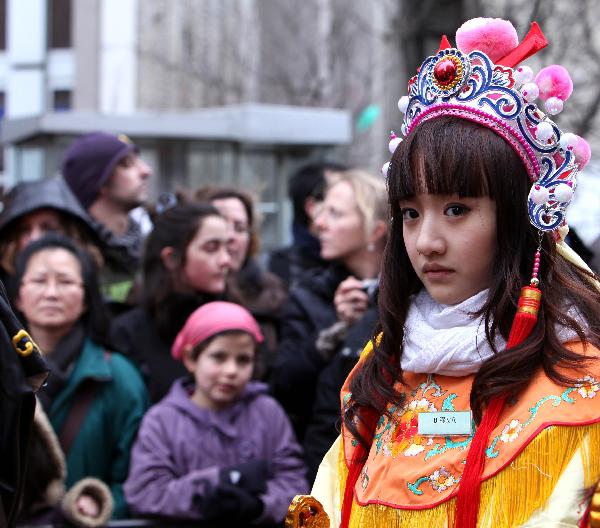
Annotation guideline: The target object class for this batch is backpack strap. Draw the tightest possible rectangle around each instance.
[58,380,100,456]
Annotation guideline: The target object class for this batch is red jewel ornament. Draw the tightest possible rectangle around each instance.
[434,58,457,85]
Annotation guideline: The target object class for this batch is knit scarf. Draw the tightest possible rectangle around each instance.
[37,322,85,413]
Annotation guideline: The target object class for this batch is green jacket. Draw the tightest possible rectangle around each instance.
[49,338,149,517]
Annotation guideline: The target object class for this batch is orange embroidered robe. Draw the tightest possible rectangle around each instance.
[311,341,600,527]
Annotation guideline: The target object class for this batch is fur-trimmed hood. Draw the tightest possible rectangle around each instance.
[19,401,113,527]
[22,401,67,513]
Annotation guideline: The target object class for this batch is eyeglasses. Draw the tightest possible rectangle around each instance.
[21,277,83,294]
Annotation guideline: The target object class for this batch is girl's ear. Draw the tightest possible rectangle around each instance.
[181,344,197,373]
[160,246,179,271]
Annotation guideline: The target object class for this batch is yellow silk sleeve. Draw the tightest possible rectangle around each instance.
[311,435,344,527]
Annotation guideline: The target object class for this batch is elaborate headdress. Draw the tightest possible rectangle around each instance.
[384,17,591,234]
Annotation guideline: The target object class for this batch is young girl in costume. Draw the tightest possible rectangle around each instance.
[124,301,309,525]
[287,17,600,528]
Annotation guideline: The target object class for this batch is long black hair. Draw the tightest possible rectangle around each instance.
[142,202,224,320]
[13,233,111,348]
[344,116,600,450]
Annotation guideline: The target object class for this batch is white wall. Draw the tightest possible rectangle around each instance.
[99,0,138,114]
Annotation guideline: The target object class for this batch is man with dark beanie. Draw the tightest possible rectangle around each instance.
[62,132,152,311]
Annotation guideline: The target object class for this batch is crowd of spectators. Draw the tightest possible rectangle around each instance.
[9,131,598,527]
[0,132,387,527]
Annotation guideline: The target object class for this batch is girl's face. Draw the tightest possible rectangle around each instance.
[17,248,86,336]
[314,181,369,263]
[182,215,232,294]
[399,193,497,305]
[211,197,251,272]
[184,332,255,410]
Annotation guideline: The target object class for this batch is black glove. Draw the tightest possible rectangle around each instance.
[219,459,270,495]
[200,482,264,523]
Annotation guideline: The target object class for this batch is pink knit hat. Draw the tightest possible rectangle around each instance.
[171,301,264,360]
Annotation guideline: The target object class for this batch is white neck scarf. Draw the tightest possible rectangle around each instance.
[401,288,583,376]
[401,289,506,376]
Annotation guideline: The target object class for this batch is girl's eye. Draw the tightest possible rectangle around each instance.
[445,204,469,217]
[232,222,249,234]
[210,352,226,362]
[202,241,220,253]
[401,208,419,220]
[237,356,252,366]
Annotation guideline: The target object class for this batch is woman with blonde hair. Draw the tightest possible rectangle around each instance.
[272,169,388,443]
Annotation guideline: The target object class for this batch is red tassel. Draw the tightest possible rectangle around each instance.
[507,286,542,347]
[454,394,507,528]
[340,448,365,526]
[340,409,378,528]
[454,279,542,528]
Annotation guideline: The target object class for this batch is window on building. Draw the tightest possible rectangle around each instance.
[47,0,72,49]
[0,0,6,51]
[0,92,5,172]
[52,90,71,111]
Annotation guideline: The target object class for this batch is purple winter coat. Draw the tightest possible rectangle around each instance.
[124,378,308,523]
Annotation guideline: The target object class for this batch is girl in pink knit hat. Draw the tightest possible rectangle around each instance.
[124,301,308,525]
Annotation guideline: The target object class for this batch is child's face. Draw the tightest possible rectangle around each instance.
[399,193,497,305]
[184,333,255,410]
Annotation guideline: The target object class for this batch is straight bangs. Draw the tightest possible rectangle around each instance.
[388,116,521,204]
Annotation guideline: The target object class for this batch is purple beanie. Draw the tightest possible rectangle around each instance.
[62,132,138,209]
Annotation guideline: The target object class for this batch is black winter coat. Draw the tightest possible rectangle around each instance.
[302,304,379,484]
[109,293,205,403]
[227,258,288,379]
[271,264,349,441]
[0,281,48,526]
[267,223,327,290]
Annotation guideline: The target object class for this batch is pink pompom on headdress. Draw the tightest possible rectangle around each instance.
[456,18,519,63]
[573,136,592,169]
[535,65,573,102]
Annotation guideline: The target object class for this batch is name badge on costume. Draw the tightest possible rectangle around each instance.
[418,411,473,436]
